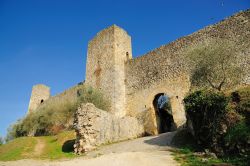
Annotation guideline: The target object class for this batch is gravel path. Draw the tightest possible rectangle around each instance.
[0,132,179,166]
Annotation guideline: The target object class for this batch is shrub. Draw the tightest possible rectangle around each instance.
[224,87,250,160]
[6,85,110,138]
[77,86,110,111]
[184,90,229,154]
[5,120,24,142]
[225,120,250,144]
[233,87,250,125]
[0,137,3,145]
[184,86,250,163]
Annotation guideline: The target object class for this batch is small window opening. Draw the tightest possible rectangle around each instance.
[126,52,129,59]
[40,99,44,104]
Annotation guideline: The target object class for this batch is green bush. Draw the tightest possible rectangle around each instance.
[184,87,250,165]
[184,90,229,154]
[233,87,250,125]
[225,120,250,144]
[77,86,110,111]
[225,87,250,149]
[6,85,110,139]
[223,120,250,166]
[0,137,3,145]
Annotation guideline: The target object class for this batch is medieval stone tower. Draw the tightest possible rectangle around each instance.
[85,25,132,117]
[28,84,50,113]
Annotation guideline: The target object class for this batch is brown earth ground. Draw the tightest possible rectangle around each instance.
[33,138,45,157]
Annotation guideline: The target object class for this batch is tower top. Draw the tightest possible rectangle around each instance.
[98,24,129,34]
[88,24,130,46]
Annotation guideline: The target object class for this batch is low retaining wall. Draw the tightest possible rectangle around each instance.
[74,103,144,154]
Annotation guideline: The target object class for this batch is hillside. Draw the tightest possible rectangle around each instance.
[0,131,76,161]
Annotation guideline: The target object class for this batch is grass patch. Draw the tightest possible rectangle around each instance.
[0,130,80,161]
[170,129,233,166]
[0,137,36,161]
[38,130,77,160]
[172,148,249,166]
[171,128,249,166]
[171,148,224,166]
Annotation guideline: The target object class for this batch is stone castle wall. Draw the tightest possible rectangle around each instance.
[74,103,144,154]
[85,25,132,117]
[28,84,50,113]
[29,84,83,114]
[124,10,250,129]
[125,47,190,128]
[28,84,84,128]
[37,84,82,108]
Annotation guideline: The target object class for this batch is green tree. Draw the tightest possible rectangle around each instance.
[5,123,18,142]
[4,85,111,138]
[0,136,3,145]
[186,39,244,91]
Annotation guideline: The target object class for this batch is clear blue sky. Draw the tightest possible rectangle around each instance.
[0,0,249,138]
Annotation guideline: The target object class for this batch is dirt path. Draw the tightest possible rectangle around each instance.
[33,138,45,156]
[0,132,180,166]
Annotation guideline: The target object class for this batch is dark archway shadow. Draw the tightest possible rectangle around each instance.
[158,109,177,132]
[143,131,177,147]
[62,139,75,153]
[153,93,176,134]
[144,129,201,150]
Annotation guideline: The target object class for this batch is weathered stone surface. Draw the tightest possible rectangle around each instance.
[28,84,50,113]
[85,25,131,118]
[74,103,144,154]
[136,107,158,135]
[125,10,250,129]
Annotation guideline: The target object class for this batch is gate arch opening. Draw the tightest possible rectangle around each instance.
[153,93,176,133]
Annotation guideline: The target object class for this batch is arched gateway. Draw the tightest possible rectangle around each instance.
[153,93,176,133]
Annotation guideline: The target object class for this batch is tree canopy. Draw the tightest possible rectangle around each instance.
[186,39,244,91]
[0,136,3,145]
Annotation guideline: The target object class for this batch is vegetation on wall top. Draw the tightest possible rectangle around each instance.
[5,85,110,141]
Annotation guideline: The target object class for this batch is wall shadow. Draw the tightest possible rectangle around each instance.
[144,129,201,150]
[144,131,177,147]
[62,139,75,153]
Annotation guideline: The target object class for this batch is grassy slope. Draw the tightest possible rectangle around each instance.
[0,137,36,161]
[0,130,77,161]
[39,130,76,159]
